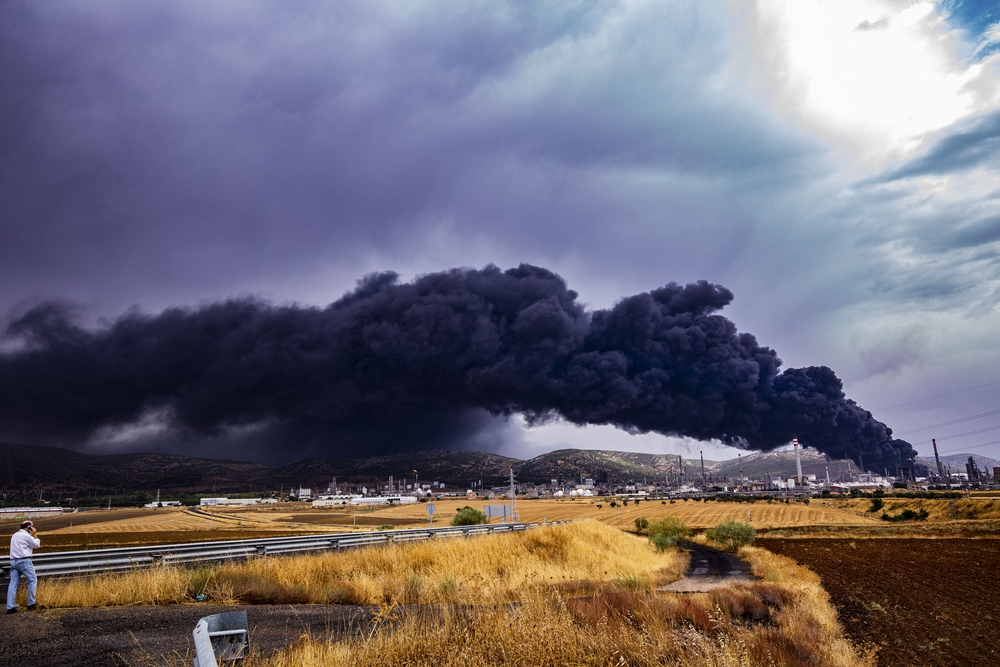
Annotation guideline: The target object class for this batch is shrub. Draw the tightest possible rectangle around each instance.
[451,506,487,526]
[647,516,691,552]
[868,497,884,513]
[634,517,649,532]
[880,508,929,522]
[705,520,755,551]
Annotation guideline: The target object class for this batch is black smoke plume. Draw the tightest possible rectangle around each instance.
[0,264,914,468]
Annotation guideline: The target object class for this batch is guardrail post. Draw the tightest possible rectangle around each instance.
[192,611,248,667]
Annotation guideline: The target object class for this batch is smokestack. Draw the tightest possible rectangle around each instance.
[700,450,706,488]
[738,453,743,489]
[825,465,830,484]
[679,455,684,487]
[793,437,803,486]
[932,438,945,482]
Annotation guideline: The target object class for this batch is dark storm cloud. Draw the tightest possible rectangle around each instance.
[0,264,914,469]
[0,0,816,317]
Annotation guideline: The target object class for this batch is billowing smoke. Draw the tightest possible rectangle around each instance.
[0,264,914,468]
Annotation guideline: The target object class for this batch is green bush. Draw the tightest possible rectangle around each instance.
[868,497,884,513]
[634,517,649,532]
[705,520,755,551]
[647,516,691,552]
[881,508,929,522]
[451,506,487,526]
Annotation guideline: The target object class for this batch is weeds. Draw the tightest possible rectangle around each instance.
[247,570,874,667]
[35,520,685,607]
[706,520,755,551]
[647,516,692,551]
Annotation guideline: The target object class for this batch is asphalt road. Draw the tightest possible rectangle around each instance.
[660,541,755,592]
[1,603,374,666]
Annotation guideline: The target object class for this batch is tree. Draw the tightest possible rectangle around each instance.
[451,506,487,526]
[647,516,691,552]
[634,517,649,532]
[705,520,755,551]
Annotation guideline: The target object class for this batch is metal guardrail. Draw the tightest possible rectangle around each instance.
[0,521,563,580]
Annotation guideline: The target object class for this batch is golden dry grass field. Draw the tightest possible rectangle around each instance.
[366,496,877,530]
[30,520,687,608]
[19,521,871,667]
[830,496,1000,522]
[242,536,871,667]
[3,497,878,551]
[18,494,1000,552]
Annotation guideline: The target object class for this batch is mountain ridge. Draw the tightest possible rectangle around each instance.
[2,442,994,497]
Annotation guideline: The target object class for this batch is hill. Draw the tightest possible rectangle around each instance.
[259,450,521,490]
[1,442,270,496]
[2,442,978,499]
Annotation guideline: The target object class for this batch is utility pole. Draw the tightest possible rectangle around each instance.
[509,468,518,522]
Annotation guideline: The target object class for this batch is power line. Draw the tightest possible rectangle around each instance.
[933,424,1000,441]
[874,379,1000,412]
[938,439,1000,455]
[896,409,1000,436]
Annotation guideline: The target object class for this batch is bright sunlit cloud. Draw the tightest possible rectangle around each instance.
[756,0,983,162]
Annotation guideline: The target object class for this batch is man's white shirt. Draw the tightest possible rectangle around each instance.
[9,529,40,559]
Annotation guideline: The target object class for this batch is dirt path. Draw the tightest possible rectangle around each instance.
[0,603,374,666]
[660,541,755,592]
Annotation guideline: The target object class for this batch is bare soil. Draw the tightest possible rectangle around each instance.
[757,538,1000,667]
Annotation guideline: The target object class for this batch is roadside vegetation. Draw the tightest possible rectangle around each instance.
[21,518,880,666]
[32,520,686,608]
[705,520,756,551]
[246,539,871,667]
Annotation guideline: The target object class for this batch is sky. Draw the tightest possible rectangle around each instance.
[2,0,1000,464]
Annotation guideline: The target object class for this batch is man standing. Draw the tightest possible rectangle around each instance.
[6,520,40,614]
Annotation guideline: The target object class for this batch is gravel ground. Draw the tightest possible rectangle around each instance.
[1,603,374,666]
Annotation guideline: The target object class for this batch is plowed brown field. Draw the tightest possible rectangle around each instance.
[757,538,1000,667]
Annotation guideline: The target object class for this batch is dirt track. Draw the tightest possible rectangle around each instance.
[660,541,754,592]
[0,604,374,666]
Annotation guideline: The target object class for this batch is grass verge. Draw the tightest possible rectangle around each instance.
[245,546,873,667]
[34,520,686,608]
